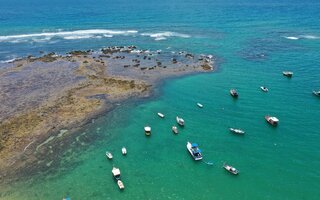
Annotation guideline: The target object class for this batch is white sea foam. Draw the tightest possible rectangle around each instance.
[0,58,17,63]
[155,37,167,41]
[0,29,138,43]
[141,31,191,41]
[103,34,113,38]
[300,35,319,39]
[284,34,320,40]
[64,35,97,40]
[284,36,299,40]
[0,29,191,43]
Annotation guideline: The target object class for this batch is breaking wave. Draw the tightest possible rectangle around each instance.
[0,29,191,43]
[284,35,319,40]
[140,31,191,41]
[284,36,299,40]
[300,35,319,39]
[0,29,138,43]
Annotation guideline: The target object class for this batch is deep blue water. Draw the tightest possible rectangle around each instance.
[0,0,320,199]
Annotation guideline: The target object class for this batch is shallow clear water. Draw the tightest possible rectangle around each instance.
[1,0,320,199]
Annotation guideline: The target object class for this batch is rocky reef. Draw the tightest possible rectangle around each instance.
[0,46,214,184]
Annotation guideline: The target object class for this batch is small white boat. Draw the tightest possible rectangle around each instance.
[223,163,239,175]
[283,71,293,77]
[106,151,113,159]
[197,103,203,108]
[186,142,203,161]
[172,126,178,134]
[260,86,268,92]
[265,115,279,126]
[117,180,124,190]
[229,128,245,135]
[157,112,165,118]
[112,167,125,190]
[122,147,127,155]
[176,116,185,126]
[313,90,320,96]
[230,89,238,98]
[144,126,151,136]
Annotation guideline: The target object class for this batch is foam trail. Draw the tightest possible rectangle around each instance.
[300,35,319,39]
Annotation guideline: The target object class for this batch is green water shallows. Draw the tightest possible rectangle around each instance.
[1,0,320,199]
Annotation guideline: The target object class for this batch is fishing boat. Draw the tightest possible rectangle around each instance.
[260,86,268,92]
[172,126,178,134]
[186,142,203,161]
[62,196,71,200]
[283,71,293,77]
[106,151,113,159]
[197,103,203,108]
[229,128,245,135]
[176,116,185,126]
[112,167,125,190]
[144,126,151,136]
[313,90,320,96]
[157,112,165,118]
[265,115,279,126]
[223,163,239,175]
[122,147,127,155]
[230,89,238,98]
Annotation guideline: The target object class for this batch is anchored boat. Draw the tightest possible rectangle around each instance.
[112,167,125,190]
[283,71,293,77]
[313,90,320,96]
[265,115,279,126]
[223,163,239,175]
[186,142,203,161]
[106,151,113,159]
[157,112,165,118]
[172,126,178,134]
[260,86,268,92]
[230,89,238,98]
[176,116,185,126]
[229,128,245,135]
[144,126,151,136]
[122,147,127,155]
[197,103,203,108]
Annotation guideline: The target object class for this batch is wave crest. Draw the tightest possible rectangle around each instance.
[0,29,138,43]
[141,31,191,41]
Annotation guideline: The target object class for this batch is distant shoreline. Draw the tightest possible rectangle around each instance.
[0,45,215,185]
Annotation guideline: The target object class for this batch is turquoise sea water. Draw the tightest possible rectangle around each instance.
[1,0,320,199]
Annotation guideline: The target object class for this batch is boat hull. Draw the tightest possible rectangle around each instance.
[223,165,239,175]
[106,152,113,159]
[229,128,245,135]
[176,117,184,126]
[283,71,293,77]
[265,116,279,126]
[186,142,202,161]
[197,103,203,108]
[313,91,320,96]
[260,87,268,92]
[172,126,178,134]
[230,90,238,98]
[122,148,127,155]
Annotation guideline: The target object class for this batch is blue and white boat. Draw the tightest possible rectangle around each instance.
[186,142,203,161]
